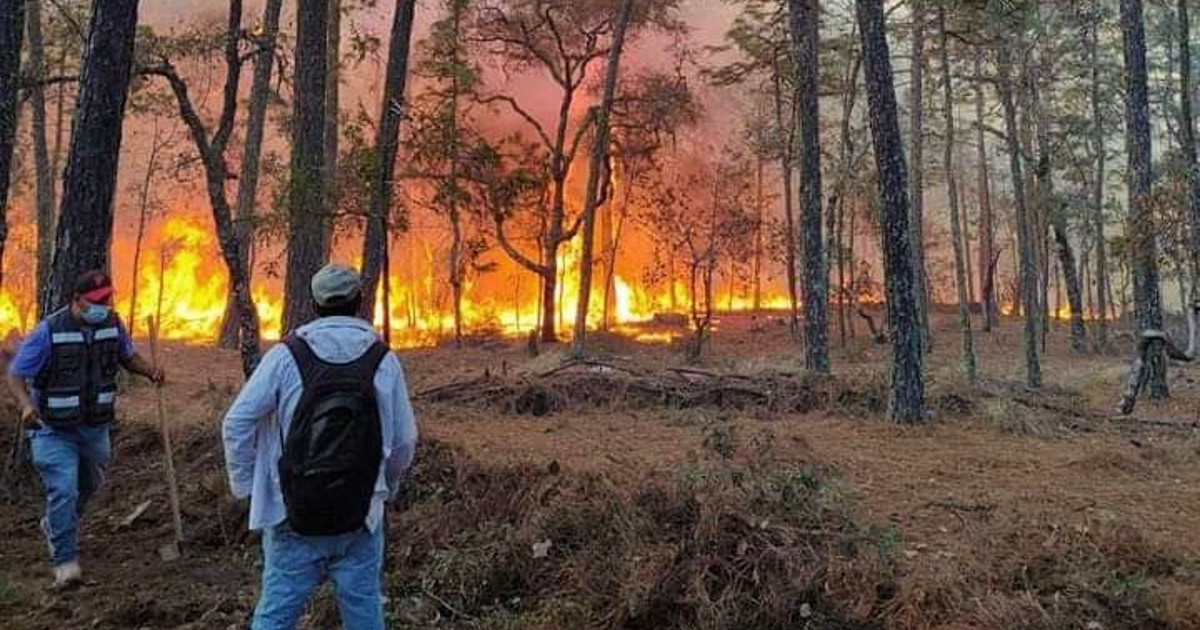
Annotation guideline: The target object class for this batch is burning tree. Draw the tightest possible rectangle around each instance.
[466,0,684,343]
[639,149,756,359]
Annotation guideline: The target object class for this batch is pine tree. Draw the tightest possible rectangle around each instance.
[46,0,139,311]
[856,0,926,423]
[0,0,24,287]
[283,0,331,332]
[789,0,829,373]
[1120,0,1167,398]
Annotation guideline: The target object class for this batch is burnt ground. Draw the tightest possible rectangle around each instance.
[2,310,1200,629]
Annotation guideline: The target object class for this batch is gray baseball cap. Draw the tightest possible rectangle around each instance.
[311,263,363,306]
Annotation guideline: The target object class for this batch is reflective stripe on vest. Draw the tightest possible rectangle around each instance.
[46,395,81,409]
[51,331,85,344]
[93,327,120,341]
[97,391,116,405]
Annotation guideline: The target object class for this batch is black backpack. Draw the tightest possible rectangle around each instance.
[279,335,389,536]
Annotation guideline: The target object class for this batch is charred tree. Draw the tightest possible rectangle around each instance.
[973,51,999,330]
[857,0,926,423]
[218,0,282,349]
[938,7,976,383]
[789,0,829,373]
[45,0,138,311]
[283,0,331,333]
[1120,0,1167,398]
[146,0,263,376]
[0,0,23,287]
[996,41,1041,389]
[1088,9,1109,351]
[571,0,634,359]
[359,0,417,331]
[908,0,930,354]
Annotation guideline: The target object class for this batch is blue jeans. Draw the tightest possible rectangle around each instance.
[252,522,385,630]
[28,424,111,566]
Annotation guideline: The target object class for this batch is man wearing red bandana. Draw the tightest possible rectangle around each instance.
[6,270,164,588]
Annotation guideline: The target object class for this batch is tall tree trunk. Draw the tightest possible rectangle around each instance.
[974,51,999,330]
[571,0,633,359]
[938,7,977,382]
[26,0,54,307]
[1030,52,1087,354]
[1089,11,1109,350]
[997,41,1042,389]
[857,0,926,423]
[908,0,931,353]
[773,66,800,336]
[1179,0,1200,312]
[1120,0,1167,398]
[321,0,339,260]
[753,155,763,311]
[359,0,417,333]
[789,0,829,372]
[0,0,24,287]
[219,0,282,348]
[283,0,330,333]
[447,0,465,345]
[150,0,263,376]
[46,0,138,311]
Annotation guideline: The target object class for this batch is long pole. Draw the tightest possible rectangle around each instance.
[151,248,184,551]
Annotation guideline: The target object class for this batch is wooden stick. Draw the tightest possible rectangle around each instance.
[150,251,184,551]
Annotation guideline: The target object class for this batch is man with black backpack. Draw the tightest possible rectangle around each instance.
[222,264,417,630]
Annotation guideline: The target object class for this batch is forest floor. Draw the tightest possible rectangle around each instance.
[2,310,1200,629]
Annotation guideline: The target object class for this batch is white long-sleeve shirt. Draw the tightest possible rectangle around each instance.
[222,316,418,532]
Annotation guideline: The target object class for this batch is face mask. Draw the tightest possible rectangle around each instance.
[81,302,111,325]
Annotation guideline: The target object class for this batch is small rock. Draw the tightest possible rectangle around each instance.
[799,603,812,619]
[532,540,552,559]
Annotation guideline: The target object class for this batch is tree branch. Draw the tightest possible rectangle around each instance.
[492,212,547,276]
[475,93,554,151]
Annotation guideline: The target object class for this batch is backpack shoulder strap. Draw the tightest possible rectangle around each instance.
[282,334,322,388]
[351,341,390,383]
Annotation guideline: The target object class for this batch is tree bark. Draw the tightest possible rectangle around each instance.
[321,0,339,261]
[359,0,417,332]
[774,70,800,336]
[908,0,930,353]
[283,0,331,333]
[26,0,54,306]
[1089,10,1109,351]
[789,0,829,373]
[571,0,633,358]
[973,51,999,330]
[46,0,138,311]
[938,7,977,382]
[148,0,263,376]
[1030,51,1087,354]
[996,41,1042,389]
[1179,0,1200,312]
[0,0,24,287]
[857,0,926,423]
[1120,0,1167,398]
[219,0,282,349]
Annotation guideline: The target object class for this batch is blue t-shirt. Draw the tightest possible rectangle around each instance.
[9,317,137,404]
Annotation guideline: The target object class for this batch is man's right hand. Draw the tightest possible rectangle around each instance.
[20,404,38,430]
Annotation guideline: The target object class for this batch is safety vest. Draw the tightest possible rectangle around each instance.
[34,308,122,428]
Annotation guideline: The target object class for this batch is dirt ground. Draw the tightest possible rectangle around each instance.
[2,311,1200,629]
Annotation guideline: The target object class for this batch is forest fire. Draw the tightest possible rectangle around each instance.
[0,208,798,347]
